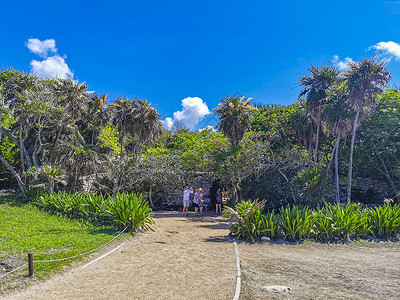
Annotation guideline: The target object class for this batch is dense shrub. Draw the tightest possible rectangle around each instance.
[225,201,400,242]
[33,191,154,232]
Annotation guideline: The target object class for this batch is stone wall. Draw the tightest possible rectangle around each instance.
[156,173,217,209]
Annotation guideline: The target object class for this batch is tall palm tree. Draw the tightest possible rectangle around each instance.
[299,65,340,162]
[344,56,391,202]
[86,93,108,144]
[132,98,161,145]
[108,97,161,155]
[108,97,139,155]
[323,82,354,203]
[213,95,255,147]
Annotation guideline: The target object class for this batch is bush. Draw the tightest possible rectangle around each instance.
[224,200,400,242]
[367,204,400,236]
[32,191,155,232]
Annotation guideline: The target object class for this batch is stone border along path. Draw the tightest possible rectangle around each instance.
[4,212,237,300]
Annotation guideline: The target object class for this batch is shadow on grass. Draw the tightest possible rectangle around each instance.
[0,191,25,206]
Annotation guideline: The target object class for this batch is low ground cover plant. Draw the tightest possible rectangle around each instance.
[224,200,400,242]
[33,191,155,232]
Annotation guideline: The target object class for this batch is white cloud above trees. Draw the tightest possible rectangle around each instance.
[161,97,210,130]
[332,55,353,71]
[370,41,400,60]
[26,38,57,57]
[26,38,73,79]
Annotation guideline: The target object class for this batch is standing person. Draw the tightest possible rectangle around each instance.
[194,188,204,217]
[215,188,222,216]
[182,184,193,217]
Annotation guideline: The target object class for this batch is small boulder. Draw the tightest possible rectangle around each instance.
[262,285,291,293]
[260,236,271,242]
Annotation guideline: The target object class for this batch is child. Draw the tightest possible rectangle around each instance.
[194,188,204,216]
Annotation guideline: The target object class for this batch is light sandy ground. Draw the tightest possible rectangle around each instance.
[4,212,236,300]
[3,212,400,300]
[239,241,400,300]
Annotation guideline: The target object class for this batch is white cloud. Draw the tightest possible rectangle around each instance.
[332,55,353,71]
[161,117,174,131]
[26,38,73,79]
[26,38,57,58]
[370,41,400,60]
[198,125,216,132]
[30,55,74,79]
[161,97,210,130]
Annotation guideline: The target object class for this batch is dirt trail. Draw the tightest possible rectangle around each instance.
[4,212,236,300]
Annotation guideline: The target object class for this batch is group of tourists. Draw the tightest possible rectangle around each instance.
[182,184,226,217]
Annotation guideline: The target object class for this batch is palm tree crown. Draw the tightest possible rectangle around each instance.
[213,96,255,147]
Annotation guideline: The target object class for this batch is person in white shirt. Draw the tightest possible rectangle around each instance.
[182,185,193,217]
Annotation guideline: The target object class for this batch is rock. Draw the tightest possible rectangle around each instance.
[262,285,291,293]
[260,236,271,242]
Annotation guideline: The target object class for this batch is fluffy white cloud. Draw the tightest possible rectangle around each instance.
[161,117,174,131]
[26,38,73,79]
[26,38,57,58]
[161,97,210,130]
[370,41,400,60]
[30,55,74,79]
[332,55,353,71]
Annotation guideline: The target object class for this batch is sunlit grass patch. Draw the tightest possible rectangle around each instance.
[0,200,128,286]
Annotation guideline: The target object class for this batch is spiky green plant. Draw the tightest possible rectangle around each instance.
[279,205,315,240]
[367,203,400,236]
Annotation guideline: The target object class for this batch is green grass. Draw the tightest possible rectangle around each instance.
[0,198,129,281]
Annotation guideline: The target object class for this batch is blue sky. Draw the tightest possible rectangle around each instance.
[2,0,400,129]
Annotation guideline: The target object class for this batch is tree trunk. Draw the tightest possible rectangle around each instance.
[334,136,340,204]
[326,143,336,174]
[314,122,320,163]
[0,154,26,196]
[148,185,156,210]
[19,124,25,184]
[377,154,398,195]
[347,111,360,202]
[278,169,296,203]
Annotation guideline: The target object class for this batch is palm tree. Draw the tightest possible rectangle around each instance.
[213,95,255,147]
[299,65,340,162]
[86,93,108,144]
[344,56,391,202]
[108,97,139,155]
[132,98,161,145]
[109,97,161,154]
[323,82,354,203]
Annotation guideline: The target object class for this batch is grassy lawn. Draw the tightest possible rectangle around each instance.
[0,194,129,294]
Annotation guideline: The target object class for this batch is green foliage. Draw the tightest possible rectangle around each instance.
[279,206,315,240]
[225,201,399,242]
[292,167,331,205]
[367,203,400,236]
[223,200,266,242]
[105,192,155,231]
[33,192,155,232]
[164,129,229,172]
[98,125,121,156]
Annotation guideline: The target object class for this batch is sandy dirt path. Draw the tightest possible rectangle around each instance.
[4,212,236,300]
[239,241,400,300]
